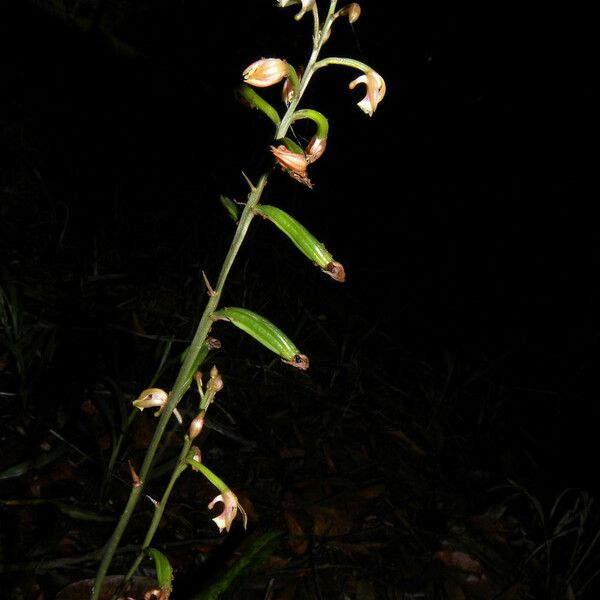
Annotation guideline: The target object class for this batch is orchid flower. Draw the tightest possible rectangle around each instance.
[348,70,386,116]
[243,58,288,87]
[208,488,248,533]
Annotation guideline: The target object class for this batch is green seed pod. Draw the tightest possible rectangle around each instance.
[256,204,345,282]
[212,307,309,370]
[291,108,329,139]
[146,547,174,593]
[236,85,281,126]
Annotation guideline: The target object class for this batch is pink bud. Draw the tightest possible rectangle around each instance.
[189,415,205,440]
[344,3,361,23]
[243,58,288,87]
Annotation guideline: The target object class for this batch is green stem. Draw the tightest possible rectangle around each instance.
[291,109,329,139]
[313,55,374,74]
[116,437,193,597]
[311,2,320,43]
[236,86,281,126]
[92,2,341,596]
[276,0,338,139]
[187,458,229,492]
[92,175,266,599]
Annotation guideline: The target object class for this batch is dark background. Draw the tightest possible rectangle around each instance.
[0,0,597,597]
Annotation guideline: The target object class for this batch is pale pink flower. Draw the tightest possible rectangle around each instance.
[132,388,168,411]
[132,388,182,423]
[348,70,386,116]
[277,0,315,21]
[208,489,248,533]
[243,58,288,87]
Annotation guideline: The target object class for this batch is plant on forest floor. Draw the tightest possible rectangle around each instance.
[497,482,600,599]
[90,2,386,598]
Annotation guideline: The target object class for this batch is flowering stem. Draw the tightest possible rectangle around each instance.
[92,175,266,600]
[277,0,338,138]
[92,3,341,596]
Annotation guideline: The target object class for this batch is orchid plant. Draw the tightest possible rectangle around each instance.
[91,1,385,598]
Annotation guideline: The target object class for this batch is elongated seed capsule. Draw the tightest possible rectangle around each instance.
[255,204,345,282]
[235,85,281,126]
[211,307,309,370]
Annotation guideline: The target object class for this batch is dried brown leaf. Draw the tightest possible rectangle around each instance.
[284,511,308,555]
[434,550,483,574]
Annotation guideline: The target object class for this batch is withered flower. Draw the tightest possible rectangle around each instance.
[270,144,313,188]
[305,135,327,163]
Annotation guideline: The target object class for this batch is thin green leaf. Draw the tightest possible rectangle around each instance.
[55,501,115,522]
[190,531,284,599]
[219,195,240,222]
[0,446,66,480]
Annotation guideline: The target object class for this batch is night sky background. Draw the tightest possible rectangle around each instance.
[0,0,598,598]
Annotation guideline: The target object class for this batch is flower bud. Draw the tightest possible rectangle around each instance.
[281,65,304,104]
[281,77,295,104]
[189,414,205,440]
[340,3,361,23]
[190,446,202,471]
[209,374,223,393]
[144,589,169,600]
[207,337,221,349]
[243,58,288,88]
